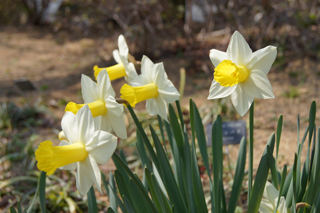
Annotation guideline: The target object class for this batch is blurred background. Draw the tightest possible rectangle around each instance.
[0,0,320,212]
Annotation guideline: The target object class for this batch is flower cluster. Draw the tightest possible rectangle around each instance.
[35,34,181,195]
[35,31,277,196]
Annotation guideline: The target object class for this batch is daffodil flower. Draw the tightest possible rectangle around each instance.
[207,31,277,116]
[35,105,117,195]
[259,181,288,213]
[65,71,127,139]
[93,34,138,83]
[120,55,180,121]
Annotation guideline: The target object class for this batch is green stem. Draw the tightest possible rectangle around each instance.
[248,101,254,204]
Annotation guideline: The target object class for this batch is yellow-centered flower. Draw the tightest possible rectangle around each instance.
[120,55,180,121]
[65,71,127,139]
[208,31,277,116]
[93,35,138,83]
[35,105,117,195]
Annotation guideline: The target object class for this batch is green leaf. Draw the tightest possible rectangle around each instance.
[267,148,279,189]
[17,201,22,213]
[123,196,135,213]
[248,101,254,202]
[227,137,246,213]
[292,154,298,212]
[106,172,117,213]
[112,153,158,213]
[105,173,127,213]
[39,171,46,213]
[247,133,275,213]
[115,170,136,212]
[274,165,287,213]
[150,126,189,212]
[10,206,17,213]
[311,189,320,212]
[107,207,115,213]
[305,128,320,205]
[190,99,211,183]
[136,129,152,171]
[145,168,173,213]
[87,186,98,213]
[129,179,155,212]
[212,115,223,213]
[168,104,185,157]
[191,141,208,212]
[126,104,160,170]
[276,115,283,161]
[120,150,128,165]
[175,100,185,131]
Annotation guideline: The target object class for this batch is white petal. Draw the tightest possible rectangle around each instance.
[99,114,112,132]
[243,69,274,99]
[75,105,95,145]
[130,74,149,87]
[118,34,129,58]
[97,70,115,99]
[141,55,155,82]
[158,83,180,103]
[226,31,252,66]
[264,181,280,204]
[231,85,254,116]
[259,199,275,213]
[86,130,117,164]
[112,49,122,64]
[61,112,77,143]
[207,80,237,99]
[146,96,168,121]
[76,155,102,195]
[122,60,138,84]
[58,140,77,170]
[278,197,288,213]
[81,74,99,103]
[105,95,123,117]
[105,112,127,139]
[209,49,227,68]
[247,45,277,75]
[154,63,169,88]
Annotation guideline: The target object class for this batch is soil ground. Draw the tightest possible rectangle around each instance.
[1,25,320,210]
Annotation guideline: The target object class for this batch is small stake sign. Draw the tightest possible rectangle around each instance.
[206,120,246,146]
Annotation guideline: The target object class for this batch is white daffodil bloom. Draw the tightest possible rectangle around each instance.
[207,31,277,116]
[259,181,288,213]
[93,34,138,84]
[65,71,127,139]
[35,105,117,195]
[120,55,180,121]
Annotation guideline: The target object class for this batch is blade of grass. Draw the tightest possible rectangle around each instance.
[248,101,254,203]
[227,137,246,213]
[10,206,17,213]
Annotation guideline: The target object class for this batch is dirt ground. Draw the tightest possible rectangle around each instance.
[1,25,320,179]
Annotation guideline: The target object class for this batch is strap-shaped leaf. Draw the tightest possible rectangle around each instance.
[227,137,246,213]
